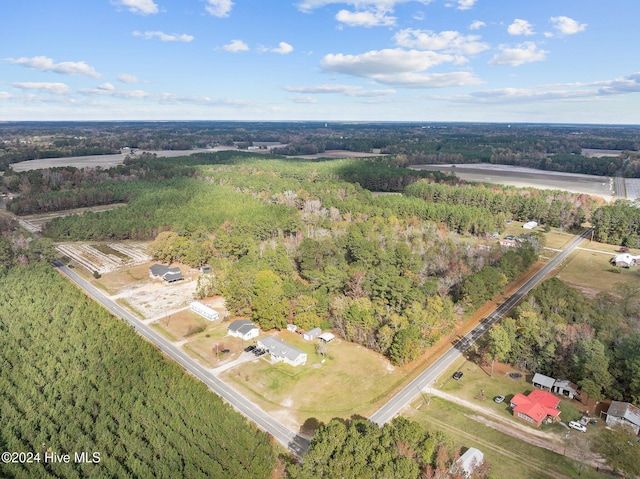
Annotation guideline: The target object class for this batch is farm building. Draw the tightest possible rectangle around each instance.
[227,320,259,341]
[257,336,307,366]
[510,390,561,427]
[303,327,321,341]
[451,448,484,478]
[149,264,184,283]
[522,221,538,229]
[286,324,297,333]
[552,380,580,400]
[605,401,640,435]
[189,302,219,321]
[532,373,555,391]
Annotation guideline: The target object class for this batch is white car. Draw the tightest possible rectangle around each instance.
[568,421,587,432]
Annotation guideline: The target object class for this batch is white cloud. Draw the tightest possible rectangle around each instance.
[79,85,149,98]
[118,73,144,83]
[284,84,395,96]
[261,42,294,54]
[320,48,481,88]
[6,56,101,78]
[549,16,587,36]
[114,0,158,15]
[0,92,13,100]
[222,39,249,52]
[97,83,116,91]
[13,82,72,95]
[290,96,317,104]
[488,42,547,66]
[446,0,476,10]
[132,31,194,42]
[335,9,396,27]
[508,19,534,36]
[205,0,233,17]
[394,29,489,55]
[297,1,434,13]
[469,20,485,30]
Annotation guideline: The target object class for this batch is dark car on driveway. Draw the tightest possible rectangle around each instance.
[453,371,463,380]
[244,345,256,352]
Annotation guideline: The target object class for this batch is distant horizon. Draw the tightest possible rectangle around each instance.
[2,1,639,124]
[2,119,640,128]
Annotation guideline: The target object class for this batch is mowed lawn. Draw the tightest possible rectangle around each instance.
[406,397,606,479]
[557,240,640,294]
[221,331,406,424]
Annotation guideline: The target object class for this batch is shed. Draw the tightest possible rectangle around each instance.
[552,379,580,400]
[303,327,321,341]
[454,448,484,478]
[532,373,555,391]
[190,302,219,321]
[319,332,335,342]
[523,221,538,229]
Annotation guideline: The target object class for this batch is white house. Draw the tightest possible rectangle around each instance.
[303,327,321,341]
[227,320,259,341]
[257,336,307,366]
[612,253,640,268]
[189,302,219,321]
[605,401,640,435]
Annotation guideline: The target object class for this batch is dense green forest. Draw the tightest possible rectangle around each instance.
[483,278,640,403]
[286,417,490,479]
[0,264,276,478]
[3,121,640,176]
[31,154,546,364]
[591,201,640,248]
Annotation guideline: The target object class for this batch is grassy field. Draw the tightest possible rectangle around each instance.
[406,397,606,479]
[220,331,408,424]
[557,241,640,294]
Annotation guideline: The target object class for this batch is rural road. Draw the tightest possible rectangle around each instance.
[369,228,593,425]
[52,261,310,457]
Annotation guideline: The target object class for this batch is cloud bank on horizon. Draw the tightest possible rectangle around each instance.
[1,0,638,123]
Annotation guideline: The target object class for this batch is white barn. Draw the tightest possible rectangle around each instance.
[190,302,219,321]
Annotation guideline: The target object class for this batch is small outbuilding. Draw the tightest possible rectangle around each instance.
[451,447,484,478]
[227,320,259,341]
[552,379,580,400]
[319,332,335,342]
[190,302,219,321]
[303,327,321,341]
[532,373,555,391]
[523,221,538,229]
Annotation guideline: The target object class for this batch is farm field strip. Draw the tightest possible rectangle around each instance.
[57,242,151,274]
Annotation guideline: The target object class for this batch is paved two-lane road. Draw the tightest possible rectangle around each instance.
[53,261,310,457]
[370,228,592,425]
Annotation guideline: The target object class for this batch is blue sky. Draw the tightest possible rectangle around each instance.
[2,0,639,123]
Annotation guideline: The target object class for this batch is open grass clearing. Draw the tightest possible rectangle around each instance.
[557,247,640,295]
[220,330,406,426]
[406,397,606,479]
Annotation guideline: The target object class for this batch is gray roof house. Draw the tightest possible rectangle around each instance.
[532,373,555,391]
[605,401,640,435]
[227,320,259,341]
[149,264,184,283]
[257,336,307,366]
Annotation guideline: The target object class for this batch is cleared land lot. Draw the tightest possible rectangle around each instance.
[411,164,614,201]
[624,178,640,200]
[9,147,230,171]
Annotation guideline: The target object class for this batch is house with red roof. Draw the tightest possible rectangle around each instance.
[510,390,561,427]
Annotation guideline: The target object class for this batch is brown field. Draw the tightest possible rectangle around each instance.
[411,164,614,201]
